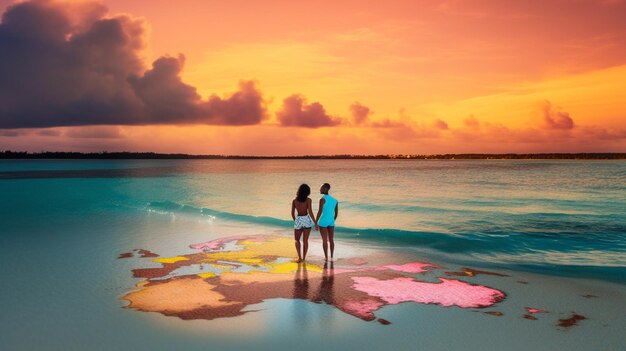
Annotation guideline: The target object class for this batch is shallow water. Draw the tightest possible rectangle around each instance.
[1,159,625,350]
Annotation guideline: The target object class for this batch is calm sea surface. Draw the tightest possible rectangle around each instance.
[1,159,625,350]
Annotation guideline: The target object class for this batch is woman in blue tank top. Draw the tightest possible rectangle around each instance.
[315,183,339,261]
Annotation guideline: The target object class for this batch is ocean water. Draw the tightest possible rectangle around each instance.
[1,159,625,350]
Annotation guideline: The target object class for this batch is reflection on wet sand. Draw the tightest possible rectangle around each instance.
[293,262,311,327]
[292,261,337,328]
[315,262,335,330]
[293,262,310,300]
[313,261,335,305]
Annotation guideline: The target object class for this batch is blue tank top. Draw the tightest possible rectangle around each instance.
[318,194,338,227]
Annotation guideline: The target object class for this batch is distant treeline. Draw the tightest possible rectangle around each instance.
[1,151,625,160]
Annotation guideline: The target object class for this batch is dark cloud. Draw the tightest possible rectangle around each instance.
[127,55,201,123]
[350,102,371,124]
[0,0,267,128]
[277,94,341,128]
[541,100,574,130]
[203,80,268,125]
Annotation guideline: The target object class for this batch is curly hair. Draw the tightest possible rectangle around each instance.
[296,184,311,202]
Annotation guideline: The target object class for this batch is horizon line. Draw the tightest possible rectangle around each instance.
[2,150,625,160]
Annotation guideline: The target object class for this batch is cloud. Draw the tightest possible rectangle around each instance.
[463,115,480,129]
[541,100,575,130]
[434,119,449,130]
[128,56,266,125]
[277,94,341,128]
[451,111,626,149]
[64,126,124,138]
[370,120,420,139]
[36,129,62,136]
[350,102,371,124]
[370,108,412,129]
[203,80,268,125]
[579,126,626,140]
[366,107,447,139]
[0,130,20,137]
[0,0,267,128]
[370,117,441,140]
[370,119,406,128]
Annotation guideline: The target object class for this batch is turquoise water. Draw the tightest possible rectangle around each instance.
[1,159,625,350]
[3,159,624,281]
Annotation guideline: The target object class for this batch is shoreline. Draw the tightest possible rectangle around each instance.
[143,204,626,286]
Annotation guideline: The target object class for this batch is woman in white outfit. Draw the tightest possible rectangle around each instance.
[291,184,317,262]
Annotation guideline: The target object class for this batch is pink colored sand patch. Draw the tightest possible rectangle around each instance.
[334,261,437,275]
[190,241,222,250]
[348,257,368,265]
[526,307,547,314]
[351,277,505,308]
[190,235,269,250]
[343,299,386,319]
[380,262,440,273]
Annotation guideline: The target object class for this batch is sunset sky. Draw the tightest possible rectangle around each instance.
[0,0,625,154]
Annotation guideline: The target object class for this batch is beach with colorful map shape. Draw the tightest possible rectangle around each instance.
[119,234,590,328]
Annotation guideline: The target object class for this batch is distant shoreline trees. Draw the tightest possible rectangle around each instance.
[1,150,625,160]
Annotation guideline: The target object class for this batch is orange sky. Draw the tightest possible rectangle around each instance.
[1,0,625,154]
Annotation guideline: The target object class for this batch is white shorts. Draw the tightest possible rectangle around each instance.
[294,214,314,230]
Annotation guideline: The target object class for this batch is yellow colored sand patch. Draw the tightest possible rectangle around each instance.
[122,278,236,313]
[268,262,323,274]
[219,271,323,285]
[198,237,296,264]
[152,256,189,264]
[238,258,264,264]
[198,272,216,279]
[135,280,150,288]
[239,240,262,246]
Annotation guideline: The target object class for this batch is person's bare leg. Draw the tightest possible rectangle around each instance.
[328,226,335,259]
[294,229,303,262]
[302,228,311,261]
[320,227,329,261]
